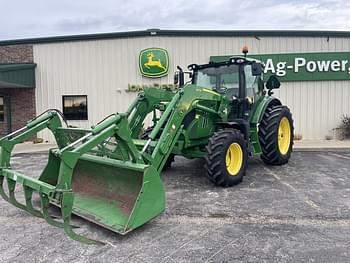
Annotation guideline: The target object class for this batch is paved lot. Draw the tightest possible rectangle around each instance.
[1,151,350,262]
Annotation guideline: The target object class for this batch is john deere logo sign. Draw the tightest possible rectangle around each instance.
[139,48,169,77]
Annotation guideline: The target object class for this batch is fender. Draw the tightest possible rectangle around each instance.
[250,96,282,125]
[217,119,249,140]
[249,96,281,155]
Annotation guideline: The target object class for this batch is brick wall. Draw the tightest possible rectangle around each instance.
[0,88,36,135]
[0,44,33,64]
[0,44,36,138]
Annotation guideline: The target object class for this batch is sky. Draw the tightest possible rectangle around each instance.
[1,0,350,40]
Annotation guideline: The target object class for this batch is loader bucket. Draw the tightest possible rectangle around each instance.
[0,150,166,244]
[47,154,166,235]
[71,156,166,234]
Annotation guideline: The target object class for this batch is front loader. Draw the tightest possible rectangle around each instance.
[0,49,293,244]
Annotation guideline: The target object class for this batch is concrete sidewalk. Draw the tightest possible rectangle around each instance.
[11,139,350,154]
[294,139,350,151]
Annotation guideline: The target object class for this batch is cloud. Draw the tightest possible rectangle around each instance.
[0,0,350,40]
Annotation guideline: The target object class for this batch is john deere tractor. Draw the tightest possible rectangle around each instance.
[0,50,293,244]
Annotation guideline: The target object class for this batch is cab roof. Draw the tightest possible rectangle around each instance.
[188,56,263,71]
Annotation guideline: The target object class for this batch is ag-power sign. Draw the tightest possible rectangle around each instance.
[211,52,350,81]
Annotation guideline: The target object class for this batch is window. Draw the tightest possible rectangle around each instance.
[62,95,88,120]
[193,64,240,96]
[244,66,260,98]
[0,96,4,122]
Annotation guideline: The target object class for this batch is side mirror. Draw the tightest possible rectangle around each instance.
[174,72,179,84]
[266,75,280,90]
[174,66,184,86]
[251,62,262,76]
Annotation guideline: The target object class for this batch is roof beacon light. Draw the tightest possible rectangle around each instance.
[242,45,249,57]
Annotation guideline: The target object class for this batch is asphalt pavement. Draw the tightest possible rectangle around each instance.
[1,151,350,262]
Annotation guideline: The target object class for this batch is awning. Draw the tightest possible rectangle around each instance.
[0,63,36,88]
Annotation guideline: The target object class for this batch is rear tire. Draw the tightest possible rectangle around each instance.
[259,105,294,165]
[204,129,247,187]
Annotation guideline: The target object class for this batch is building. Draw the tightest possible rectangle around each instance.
[0,29,349,141]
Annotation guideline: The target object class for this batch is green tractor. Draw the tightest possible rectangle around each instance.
[0,50,293,244]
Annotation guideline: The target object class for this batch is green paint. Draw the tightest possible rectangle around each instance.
[139,48,169,77]
[249,126,262,155]
[73,194,128,231]
[0,63,36,87]
[211,52,350,81]
[250,96,279,124]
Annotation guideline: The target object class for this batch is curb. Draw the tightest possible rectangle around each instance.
[293,147,350,152]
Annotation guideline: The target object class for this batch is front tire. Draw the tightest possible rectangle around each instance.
[204,129,248,187]
[259,105,294,165]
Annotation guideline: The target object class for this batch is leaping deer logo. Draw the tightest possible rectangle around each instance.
[144,52,166,70]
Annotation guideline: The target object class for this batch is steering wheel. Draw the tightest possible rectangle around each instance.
[215,86,227,94]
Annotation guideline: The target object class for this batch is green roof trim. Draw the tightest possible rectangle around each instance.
[0,63,36,88]
[1,29,350,46]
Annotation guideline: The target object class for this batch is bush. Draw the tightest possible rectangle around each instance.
[339,115,350,139]
[325,135,333,140]
[294,133,303,141]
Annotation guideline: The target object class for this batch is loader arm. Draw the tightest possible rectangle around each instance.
[127,88,175,138]
[142,84,228,172]
[0,85,227,244]
[0,110,64,167]
[0,111,141,244]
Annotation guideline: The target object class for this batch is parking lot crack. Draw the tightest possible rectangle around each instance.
[160,228,214,263]
[327,152,350,161]
[159,214,350,228]
[204,231,252,262]
[263,166,321,211]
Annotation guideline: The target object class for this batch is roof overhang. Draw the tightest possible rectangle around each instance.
[1,29,350,46]
[0,63,36,88]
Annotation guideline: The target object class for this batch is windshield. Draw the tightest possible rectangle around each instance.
[193,64,240,96]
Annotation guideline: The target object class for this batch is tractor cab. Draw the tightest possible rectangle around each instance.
[191,57,263,97]
[187,56,264,119]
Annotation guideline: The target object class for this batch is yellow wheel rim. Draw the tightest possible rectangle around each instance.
[225,143,243,176]
[278,117,291,155]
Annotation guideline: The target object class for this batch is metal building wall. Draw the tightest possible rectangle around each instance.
[33,36,350,141]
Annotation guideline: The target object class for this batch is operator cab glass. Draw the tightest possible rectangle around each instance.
[192,63,261,101]
[245,65,260,101]
[193,64,240,99]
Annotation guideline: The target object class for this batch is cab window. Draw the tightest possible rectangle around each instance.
[193,64,240,96]
[244,66,260,98]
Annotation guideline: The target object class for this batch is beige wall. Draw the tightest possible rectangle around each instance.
[33,35,350,141]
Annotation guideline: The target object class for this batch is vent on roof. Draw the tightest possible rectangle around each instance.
[147,28,160,35]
